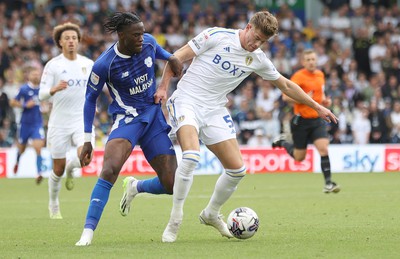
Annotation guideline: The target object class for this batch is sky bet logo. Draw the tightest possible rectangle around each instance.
[212,54,246,77]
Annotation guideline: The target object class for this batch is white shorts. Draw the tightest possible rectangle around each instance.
[166,97,236,145]
[47,125,93,159]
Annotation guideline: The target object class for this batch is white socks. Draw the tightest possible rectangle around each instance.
[170,150,200,220]
[48,171,62,207]
[66,156,81,174]
[204,166,246,216]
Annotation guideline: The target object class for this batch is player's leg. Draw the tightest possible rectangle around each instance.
[312,122,340,193]
[49,158,66,219]
[76,138,133,246]
[65,127,94,191]
[77,117,141,246]
[31,125,45,184]
[162,99,201,242]
[202,138,245,238]
[31,139,45,185]
[14,142,26,174]
[274,116,308,161]
[162,125,200,243]
[47,127,69,219]
[119,108,177,216]
[14,125,29,174]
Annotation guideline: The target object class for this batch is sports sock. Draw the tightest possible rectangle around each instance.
[321,155,331,184]
[204,166,246,216]
[170,150,200,220]
[66,156,81,173]
[83,178,113,231]
[282,141,294,158]
[48,171,62,207]
[137,177,166,194]
[16,152,21,163]
[36,155,43,175]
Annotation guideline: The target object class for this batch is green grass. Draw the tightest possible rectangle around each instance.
[0,173,399,259]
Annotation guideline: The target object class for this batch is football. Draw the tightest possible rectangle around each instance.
[227,207,259,239]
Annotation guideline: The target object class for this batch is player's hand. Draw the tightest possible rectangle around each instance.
[317,104,338,124]
[25,99,36,108]
[79,142,93,167]
[154,87,167,104]
[168,56,183,77]
[56,80,68,92]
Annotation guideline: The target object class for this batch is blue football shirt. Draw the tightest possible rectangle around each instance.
[83,33,172,133]
[14,83,42,125]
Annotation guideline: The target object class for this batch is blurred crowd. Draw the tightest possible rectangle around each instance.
[1,0,400,148]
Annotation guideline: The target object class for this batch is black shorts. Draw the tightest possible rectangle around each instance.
[290,116,329,149]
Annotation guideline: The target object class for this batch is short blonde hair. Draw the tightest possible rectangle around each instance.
[53,22,81,49]
[249,11,279,38]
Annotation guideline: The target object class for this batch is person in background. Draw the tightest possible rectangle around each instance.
[10,67,45,184]
[39,22,94,219]
[273,49,341,193]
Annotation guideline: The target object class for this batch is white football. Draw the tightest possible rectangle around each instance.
[227,207,259,239]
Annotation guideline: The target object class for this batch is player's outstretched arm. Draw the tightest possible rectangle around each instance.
[271,76,338,123]
[155,45,196,104]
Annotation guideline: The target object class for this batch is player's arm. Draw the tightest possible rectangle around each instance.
[155,44,196,104]
[80,67,105,166]
[38,65,68,101]
[10,90,23,108]
[271,76,338,123]
[155,44,183,78]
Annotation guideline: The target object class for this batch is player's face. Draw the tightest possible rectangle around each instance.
[302,52,318,72]
[28,70,41,86]
[243,24,269,52]
[59,30,79,54]
[119,22,145,55]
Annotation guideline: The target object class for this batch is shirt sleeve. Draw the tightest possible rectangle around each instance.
[255,55,281,81]
[83,63,106,133]
[187,27,219,56]
[38,62,55,101]
[155,43,172,60]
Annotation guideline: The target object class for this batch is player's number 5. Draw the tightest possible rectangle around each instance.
[223,115,234,128]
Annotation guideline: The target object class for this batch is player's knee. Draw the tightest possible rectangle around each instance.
[293,155,305,162]
[225,165,247,178]
[180,150,201,176]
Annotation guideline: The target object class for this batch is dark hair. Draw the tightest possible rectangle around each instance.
[104,12,142,33]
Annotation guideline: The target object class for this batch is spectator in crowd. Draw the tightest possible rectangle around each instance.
[352,105,371,144]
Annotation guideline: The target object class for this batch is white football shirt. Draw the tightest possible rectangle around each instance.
[39,54,93,128]
[172,27,280,108]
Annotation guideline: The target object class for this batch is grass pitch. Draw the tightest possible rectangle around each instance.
[0,173,399,259]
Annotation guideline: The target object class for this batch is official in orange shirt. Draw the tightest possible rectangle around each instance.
[273,49,340,193]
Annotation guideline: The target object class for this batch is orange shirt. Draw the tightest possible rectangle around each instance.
[290,68,325,119]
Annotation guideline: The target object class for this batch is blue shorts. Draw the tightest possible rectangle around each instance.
[108,105,175,161]
[18,123,45,144]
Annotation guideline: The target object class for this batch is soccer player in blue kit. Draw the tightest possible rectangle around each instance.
[75,12,182,246]
[10,67,45,184]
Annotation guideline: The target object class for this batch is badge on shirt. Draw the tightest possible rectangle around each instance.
[144,56,153,68]
[245,56,253,66]
[90,71,99,85]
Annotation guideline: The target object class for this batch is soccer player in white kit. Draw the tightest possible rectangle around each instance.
[155,11,338,242]
[39,22,94,219]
